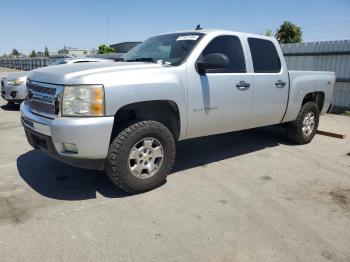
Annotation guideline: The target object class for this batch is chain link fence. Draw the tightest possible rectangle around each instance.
[0,57,73,71]
[0,53,123,71]
[0,57,51,70]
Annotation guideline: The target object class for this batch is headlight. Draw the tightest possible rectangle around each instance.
[62,85,105,116]
[8,77,25,86]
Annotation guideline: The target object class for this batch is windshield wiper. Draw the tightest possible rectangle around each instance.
[114,57,125,62]
[126,57,154,63]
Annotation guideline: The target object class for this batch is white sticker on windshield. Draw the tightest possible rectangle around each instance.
[176,35,200,41]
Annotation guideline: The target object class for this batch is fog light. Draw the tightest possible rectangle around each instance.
[62,143,78,153]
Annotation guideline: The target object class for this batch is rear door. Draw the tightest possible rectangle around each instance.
[246,38,289,128]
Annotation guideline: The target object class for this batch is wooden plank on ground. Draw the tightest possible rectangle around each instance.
[316,130,346,139]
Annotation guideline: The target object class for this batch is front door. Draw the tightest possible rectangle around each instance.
[186,35,252,138]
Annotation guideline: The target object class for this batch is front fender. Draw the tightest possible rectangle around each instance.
[103,67,188,139]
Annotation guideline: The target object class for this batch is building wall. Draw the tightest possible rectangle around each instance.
[67,50,87,57]
[281,40,350,109]
[58,49,88,57]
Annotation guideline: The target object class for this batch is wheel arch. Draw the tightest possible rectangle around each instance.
[302,91,325,112]
[110,100,181,143]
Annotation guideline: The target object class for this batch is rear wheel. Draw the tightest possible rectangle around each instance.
[105,120,176,194]
[286,102,319,144]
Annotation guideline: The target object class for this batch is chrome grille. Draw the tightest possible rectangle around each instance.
[26,81,56,95]
[26,80,62,118]
[27,99,56,116]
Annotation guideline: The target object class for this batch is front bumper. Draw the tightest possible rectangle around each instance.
[20,102,114,170]
[1,81,26,102]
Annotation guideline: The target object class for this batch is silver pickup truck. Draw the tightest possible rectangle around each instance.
[20,29,335,193]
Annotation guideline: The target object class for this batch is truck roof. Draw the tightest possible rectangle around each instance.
[160,29,275,41]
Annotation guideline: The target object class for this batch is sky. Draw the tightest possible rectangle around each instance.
[0,0,349,55]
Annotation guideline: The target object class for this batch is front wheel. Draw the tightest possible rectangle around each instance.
[286,101,319,144]
[105,120,176,194]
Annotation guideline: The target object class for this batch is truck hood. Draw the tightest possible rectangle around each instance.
[29,62,164,84]
[3,71,29,81]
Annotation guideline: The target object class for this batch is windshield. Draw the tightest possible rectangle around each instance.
[122,33,204,66]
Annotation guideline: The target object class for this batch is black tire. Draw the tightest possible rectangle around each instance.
[287,101,319,144]
[105,120,176,194]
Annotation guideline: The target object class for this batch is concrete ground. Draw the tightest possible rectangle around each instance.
[0,68,349,262]
[0,67,21,73]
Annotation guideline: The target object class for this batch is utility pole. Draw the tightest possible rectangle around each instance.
[106,14,109,45]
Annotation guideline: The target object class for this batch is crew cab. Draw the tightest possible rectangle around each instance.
[20,29,335,193]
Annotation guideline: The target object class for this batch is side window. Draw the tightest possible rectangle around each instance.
[248,38,281,73]
[200,35,246,73]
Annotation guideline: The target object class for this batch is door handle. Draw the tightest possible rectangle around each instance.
[236,81,250,90]
[275,80,286,88]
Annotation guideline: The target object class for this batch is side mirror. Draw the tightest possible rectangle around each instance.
[197,53,230,75]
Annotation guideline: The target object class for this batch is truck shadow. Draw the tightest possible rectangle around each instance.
[17,151,129,200]
[17,125,292,200]
[173,125,292,172]
[1,103,20,111]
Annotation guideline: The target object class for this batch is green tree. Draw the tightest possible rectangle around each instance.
[275,21,302,44]
[11,49,20,57]
[29,50,37,57]
[98,44,115,54]
[263,29,273,37]
[44,46,49,57]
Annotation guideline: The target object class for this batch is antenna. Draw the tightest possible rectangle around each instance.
[195,24,202,30]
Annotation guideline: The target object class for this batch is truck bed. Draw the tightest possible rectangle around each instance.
[282,70,336,122]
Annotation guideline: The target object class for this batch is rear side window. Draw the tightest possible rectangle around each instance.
[248,38,281,73]
[201,35,246,73]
